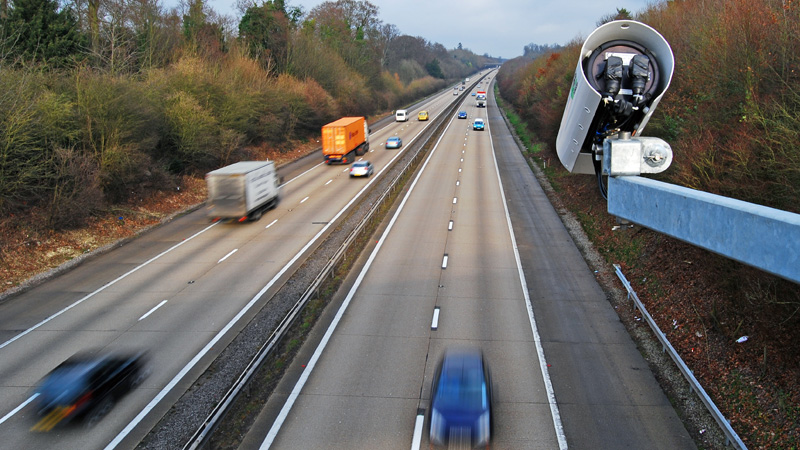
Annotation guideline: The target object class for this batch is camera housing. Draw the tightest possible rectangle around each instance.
[556,20,674,174]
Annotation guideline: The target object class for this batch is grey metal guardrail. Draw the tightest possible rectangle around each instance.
[182,80,471,450]
[613,264,747,449]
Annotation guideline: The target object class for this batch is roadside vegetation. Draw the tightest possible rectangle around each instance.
[0,0,499,286]
[496,2,799,447]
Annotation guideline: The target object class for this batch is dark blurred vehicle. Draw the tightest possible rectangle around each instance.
[386,136,403,149]
[33,350,149,430]
[429,347,493,448]
[457,111,468,119]
[349,160,374,177]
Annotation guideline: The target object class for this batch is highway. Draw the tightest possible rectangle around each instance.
[0,71,696,450]
[244,75,696,449]
[0,83,460,449]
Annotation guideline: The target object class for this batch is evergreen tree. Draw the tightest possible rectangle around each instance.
[425,58,443,79]
[2,0,86,67]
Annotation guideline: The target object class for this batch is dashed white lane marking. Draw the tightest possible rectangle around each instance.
[300,196,309,204]
[218,249,238,263]
[442,254,449,269]
[431,307,440,330]
[0,222,218,351]
[139,300,168,321]
[266,219,278,229]
[411,414,425,450]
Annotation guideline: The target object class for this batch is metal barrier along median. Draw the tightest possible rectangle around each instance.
[183,96,461,450]
[613,264,747,450]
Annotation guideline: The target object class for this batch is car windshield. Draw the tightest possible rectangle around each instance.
[353,162,367,167]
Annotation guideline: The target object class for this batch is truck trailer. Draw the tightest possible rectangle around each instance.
[476,91,487,108]
[322,117,370,164]
[205,161,281,222]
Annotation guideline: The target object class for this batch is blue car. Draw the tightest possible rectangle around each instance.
[386,136,402,149]
[472,118,485,131]
[457,111,467,119]
[471,92,476,96]
[429,348,493,447]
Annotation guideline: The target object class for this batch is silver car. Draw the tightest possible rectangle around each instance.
[349,161,374,178]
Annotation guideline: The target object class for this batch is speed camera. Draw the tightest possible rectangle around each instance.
[556,20,674,175]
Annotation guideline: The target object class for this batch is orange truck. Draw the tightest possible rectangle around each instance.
[321,117,370,164]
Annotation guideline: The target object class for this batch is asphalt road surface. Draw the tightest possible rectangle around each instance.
[0,83,462,449]
[245,74,695,450]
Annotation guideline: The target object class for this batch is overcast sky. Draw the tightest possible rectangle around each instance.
[200,0,658,59]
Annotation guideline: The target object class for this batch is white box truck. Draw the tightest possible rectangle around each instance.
[205,161,281,222]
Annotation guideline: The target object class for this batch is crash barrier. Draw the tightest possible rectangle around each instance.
[183,77,474,450]
[613,264,747,449]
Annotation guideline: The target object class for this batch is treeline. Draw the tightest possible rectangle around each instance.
[0,0,498,228]
[497,1,800,214]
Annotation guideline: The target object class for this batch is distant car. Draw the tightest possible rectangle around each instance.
[386,136,402,149]
[457,111,467,119]
[350,160,374,177]
[473,118,485,131]
[34,350,149,429]
[471,92,476,96]
[429,347,493,448]
[418,111,429,121]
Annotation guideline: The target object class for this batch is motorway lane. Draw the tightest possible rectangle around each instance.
[0,87,462,448]
[486,84,695,448]
[249,72,695,450]
[253,71,562,449]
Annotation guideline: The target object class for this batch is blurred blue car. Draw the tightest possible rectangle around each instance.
[429,348,493,447]
[457,111,467,119]
[34,350,149,430]
[386,136,402,149]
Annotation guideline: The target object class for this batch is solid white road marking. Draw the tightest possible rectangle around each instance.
[485,109,568,449]
[0,223,218,351]
[138,300,168,321]
[218,249,238,263]
[259,108,458,450]
[0,394,38,425]
[108,101,435,450]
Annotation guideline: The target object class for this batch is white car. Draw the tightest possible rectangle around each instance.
[350,161,374,177]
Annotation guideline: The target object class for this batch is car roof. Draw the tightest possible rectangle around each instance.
[434,349,487,411]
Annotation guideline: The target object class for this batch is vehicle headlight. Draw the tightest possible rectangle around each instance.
[475,410,490,446]
[430,409,446,445]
